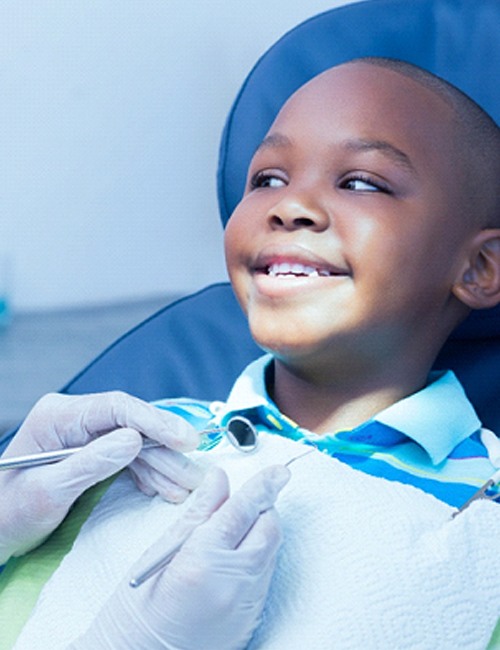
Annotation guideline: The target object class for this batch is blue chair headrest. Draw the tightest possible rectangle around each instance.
[217,0,499,226]
[216,0,500,339]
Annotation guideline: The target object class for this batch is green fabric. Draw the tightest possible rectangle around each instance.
[488,619,500,649]
[0,478,113,650]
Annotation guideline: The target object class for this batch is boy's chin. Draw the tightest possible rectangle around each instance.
[250,324,306,356]
[250,320,395,375]
[252,330,329,365]
[248,310,348,357]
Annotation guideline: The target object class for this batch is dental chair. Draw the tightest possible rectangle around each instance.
[2,0,500,449]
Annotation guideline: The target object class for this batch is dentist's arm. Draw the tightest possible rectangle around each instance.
[0,391,203,563]
[71,464,290,650]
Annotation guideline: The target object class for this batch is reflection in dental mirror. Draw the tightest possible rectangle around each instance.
[225,416,259,452]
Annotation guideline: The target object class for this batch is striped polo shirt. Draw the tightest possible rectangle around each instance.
[156,354,499,509]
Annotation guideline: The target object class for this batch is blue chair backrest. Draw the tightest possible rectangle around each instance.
[62,283,260,402]
[61,0,500,433]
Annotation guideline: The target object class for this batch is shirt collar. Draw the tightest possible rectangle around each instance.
[373,370,481,465]
[224,354,272,412]
[222,354,481,465]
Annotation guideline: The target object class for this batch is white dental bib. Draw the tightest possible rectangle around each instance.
[14,433,500,649]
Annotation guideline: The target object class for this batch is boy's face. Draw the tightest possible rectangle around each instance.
[224,63,478,370]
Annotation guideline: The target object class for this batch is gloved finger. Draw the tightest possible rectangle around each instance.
[41,428,143,507]
[134,445,205,490]
[74,392,201,452]
[127,466,160,497]
[480,428,500,466]
[174,508,283,579]
[7,392,201,456]
[128,462,191,503]
[128,467,230,578]
[236,507,283,558]
[186,465,290,551]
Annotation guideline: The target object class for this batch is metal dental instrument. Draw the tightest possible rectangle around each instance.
[222,415,259,453]
[129,447,316,589]
[0,416,258,472]
[452,428,500,518]
[0,437,163,471]
[452,468,500,518]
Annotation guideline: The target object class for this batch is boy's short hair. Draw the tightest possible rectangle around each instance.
[351,57,500,227]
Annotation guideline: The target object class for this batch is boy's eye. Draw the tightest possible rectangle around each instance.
[250,171,287,189]
[341,176,389,193]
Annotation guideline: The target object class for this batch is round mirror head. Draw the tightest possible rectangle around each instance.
[226,416,258,452]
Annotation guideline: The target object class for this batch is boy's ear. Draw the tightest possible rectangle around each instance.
[452,229,500,309]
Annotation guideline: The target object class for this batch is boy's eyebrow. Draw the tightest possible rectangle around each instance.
[255,134,417,174]
[254,133,292,153]
[342,138,416,173]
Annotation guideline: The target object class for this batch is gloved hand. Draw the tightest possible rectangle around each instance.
[0,392,203,563]
[70,464,291,650]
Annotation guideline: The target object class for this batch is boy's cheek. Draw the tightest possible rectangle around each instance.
[223,221,242,269]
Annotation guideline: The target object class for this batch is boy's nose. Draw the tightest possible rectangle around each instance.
[266,195,329,232]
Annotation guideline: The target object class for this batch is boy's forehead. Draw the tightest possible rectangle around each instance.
[274,62,454,134]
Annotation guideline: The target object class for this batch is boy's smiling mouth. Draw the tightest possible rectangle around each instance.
[266,262,333,278]
[251,247,351,287]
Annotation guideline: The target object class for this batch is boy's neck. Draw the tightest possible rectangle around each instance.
[269,358,430,435]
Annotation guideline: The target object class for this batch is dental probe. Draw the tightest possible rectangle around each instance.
[129,447,316,588]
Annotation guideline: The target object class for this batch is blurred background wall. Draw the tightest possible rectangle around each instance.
[0,0,353,313]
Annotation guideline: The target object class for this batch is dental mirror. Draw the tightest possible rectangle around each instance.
[225,415,258,452]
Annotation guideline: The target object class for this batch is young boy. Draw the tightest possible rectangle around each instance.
[3,57,500,648]
[219,56,500,506]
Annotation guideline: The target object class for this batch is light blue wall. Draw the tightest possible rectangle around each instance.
[0,0,350,310]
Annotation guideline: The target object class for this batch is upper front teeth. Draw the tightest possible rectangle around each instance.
[267,262,330,277]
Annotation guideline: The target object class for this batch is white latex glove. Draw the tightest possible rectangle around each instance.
[70,464,291,650]
[480,428,500,467]
[0,392,203,563]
